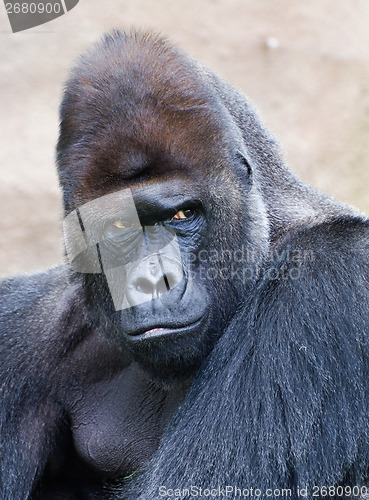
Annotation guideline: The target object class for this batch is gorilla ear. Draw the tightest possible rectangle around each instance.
[235,152,253,191]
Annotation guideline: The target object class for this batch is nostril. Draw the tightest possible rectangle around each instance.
[157,276,170,296]
[165,270,182,290]
[134,278,154,295]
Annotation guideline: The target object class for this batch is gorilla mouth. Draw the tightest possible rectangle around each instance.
[126,317,204,341]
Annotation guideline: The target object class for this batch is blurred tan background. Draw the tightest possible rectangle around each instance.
[0,0,368,277]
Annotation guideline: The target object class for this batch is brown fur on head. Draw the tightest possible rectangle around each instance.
[57,30,239,213]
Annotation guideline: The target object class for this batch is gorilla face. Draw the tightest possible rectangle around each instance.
[59,32,268,380]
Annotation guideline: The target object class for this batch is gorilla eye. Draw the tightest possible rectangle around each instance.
[107,219,136,236]
[112,220,126,229]
[171,209,196,221]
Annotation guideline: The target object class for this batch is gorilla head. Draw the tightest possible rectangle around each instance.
[57,30,301,381]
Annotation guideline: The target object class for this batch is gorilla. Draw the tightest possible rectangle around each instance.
[1,30,369,500]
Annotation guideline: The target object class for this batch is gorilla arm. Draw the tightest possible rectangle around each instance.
[0,267,83,498]
[116,216,369,498]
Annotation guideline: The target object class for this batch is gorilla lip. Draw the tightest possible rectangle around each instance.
[127,318,203,341]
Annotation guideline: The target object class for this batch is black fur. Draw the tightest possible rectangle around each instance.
[117,218,369,499]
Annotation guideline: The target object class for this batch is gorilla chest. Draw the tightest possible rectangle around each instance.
[68,364,184,477]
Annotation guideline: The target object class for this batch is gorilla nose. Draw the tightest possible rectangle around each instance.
[133,275,169,298]
[126,254,183,306]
